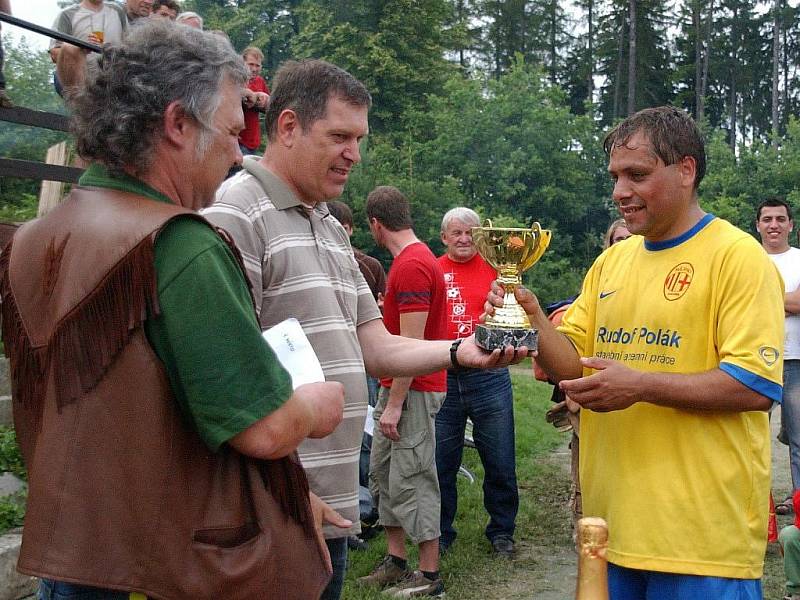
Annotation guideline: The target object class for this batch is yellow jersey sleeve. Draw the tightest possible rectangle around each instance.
[715,236,784,402]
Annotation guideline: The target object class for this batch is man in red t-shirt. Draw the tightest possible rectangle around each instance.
[239,47,269,154]
[436,207,519,558]
[360,186,448,597]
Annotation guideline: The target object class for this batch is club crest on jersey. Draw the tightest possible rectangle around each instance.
[664,262,694,301]
[759,346,780,367]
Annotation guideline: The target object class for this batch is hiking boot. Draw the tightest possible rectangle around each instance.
[491,535,515,558]
[383,570,445,597]
[358,555,409,589]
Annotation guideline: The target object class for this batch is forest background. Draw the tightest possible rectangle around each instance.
[2,0,800,305]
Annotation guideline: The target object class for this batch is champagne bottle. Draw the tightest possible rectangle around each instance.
[575,517,609,600]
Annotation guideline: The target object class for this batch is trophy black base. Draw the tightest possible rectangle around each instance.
[475,325,538,352]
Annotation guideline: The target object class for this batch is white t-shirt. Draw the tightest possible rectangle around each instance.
[768,246,800,359]
[50,2,127,49]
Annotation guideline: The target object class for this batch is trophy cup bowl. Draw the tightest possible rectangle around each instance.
[472,220,551,351]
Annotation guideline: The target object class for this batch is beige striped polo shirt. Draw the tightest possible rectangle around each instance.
[204,157,382,537]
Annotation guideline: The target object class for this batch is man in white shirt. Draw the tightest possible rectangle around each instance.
[757,197,800,513]
[49,0,127,96]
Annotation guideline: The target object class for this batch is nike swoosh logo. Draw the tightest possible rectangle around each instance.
[599,290,616,299]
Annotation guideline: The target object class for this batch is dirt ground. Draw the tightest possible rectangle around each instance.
[470,442,578,599]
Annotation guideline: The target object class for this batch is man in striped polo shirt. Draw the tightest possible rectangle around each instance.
[204,59,525,600]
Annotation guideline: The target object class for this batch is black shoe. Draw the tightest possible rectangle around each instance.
[777,497,795,516]
[348,534,369,551]
[491,536,515,558]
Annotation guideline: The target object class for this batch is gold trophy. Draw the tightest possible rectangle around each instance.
[472,220,551,351]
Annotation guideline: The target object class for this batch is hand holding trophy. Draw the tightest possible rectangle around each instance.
[472,219,551,351]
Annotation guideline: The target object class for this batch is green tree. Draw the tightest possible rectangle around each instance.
[291,0,454,134]
[347,61,611,303]
[184,0,301,74]
[0,34,69,209]
[595,0,674,125]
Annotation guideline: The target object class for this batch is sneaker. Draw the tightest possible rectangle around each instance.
[358,555,410,589]
[491,535,515,558]
[383,570,445,597]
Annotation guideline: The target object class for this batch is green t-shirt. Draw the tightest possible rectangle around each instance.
[78,165,293,451]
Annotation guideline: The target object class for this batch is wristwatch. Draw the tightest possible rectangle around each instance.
[450,338,463,370]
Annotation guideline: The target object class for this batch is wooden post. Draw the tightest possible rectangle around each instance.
[38,141,70,217]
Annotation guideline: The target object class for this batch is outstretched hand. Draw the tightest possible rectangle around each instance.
[455,335,532,369]
[558,357,643,412]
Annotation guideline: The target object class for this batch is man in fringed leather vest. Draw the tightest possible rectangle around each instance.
[0,21,348,600]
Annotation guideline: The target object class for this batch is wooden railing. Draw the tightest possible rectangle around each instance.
[0,11,100,185]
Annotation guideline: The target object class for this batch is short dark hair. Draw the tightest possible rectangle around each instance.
[603,106,706,189]
[365,186,413,231]
[265,59,371,141]
[756,196,793,221]
[326,200,353,228]
[152,0,180,13]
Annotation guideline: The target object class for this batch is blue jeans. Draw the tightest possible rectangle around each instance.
[359,375,380,489]
[38,579,128,600]
[435,367,518,546]
[319,536,348,600]
[608,563,762,599]
[783,360,800,490]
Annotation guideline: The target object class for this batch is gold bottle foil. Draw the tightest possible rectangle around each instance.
[575,517,609,600]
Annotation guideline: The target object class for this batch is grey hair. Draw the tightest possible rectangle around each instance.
[71,19,247,176]
[441,207,481,232]
[176,11,204,28]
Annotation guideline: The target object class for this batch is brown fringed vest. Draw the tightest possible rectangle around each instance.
[0,187,329,599]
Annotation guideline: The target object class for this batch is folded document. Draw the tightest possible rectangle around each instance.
[262,318,325,390]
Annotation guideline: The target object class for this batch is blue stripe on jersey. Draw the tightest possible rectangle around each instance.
[644,214,716,251]
[720,361,783,403]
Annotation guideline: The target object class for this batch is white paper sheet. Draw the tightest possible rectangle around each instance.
[262,318,325,390]
[364,403,375,435]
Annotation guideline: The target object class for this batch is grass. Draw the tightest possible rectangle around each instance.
[342,373,566,599]
[0,194,38,223]
[0,426,26,533]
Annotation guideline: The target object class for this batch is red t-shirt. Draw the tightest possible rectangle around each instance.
[438,252,496,339]
[239,75,269,152]
[381,242,447,392]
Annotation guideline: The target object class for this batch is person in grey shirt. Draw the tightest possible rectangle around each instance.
[203,58,526,600]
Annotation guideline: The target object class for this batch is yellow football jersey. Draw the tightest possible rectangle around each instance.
[559,214,784,578]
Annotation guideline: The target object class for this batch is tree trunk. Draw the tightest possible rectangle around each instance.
[772,0,780,144]
[550,0,557,85]
[729,4,738,152]
[693,0,702,119]
[586,0,594,104]
[782,2,788,134]
[698,0,713,123]
[627,0,636,115]
[613,11,625,119]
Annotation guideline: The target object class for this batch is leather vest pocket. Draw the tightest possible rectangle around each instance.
[192,521,261,548]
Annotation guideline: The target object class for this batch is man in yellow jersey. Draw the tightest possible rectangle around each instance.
[488,106,784,599]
